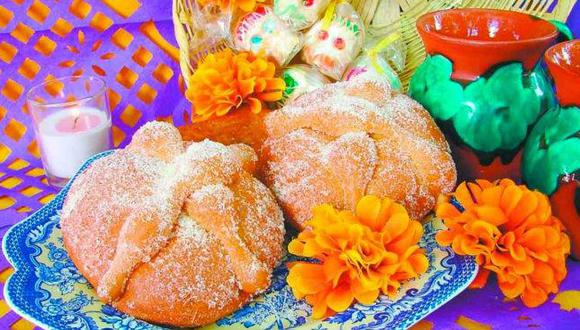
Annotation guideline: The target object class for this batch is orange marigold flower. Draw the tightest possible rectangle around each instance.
[436,179,570,307]
[185,48,285,121]
[287,196,429,318]
[196,0,264,12]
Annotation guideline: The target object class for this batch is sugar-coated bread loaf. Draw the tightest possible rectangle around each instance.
[61,121,285,327]
[261,78,457,229]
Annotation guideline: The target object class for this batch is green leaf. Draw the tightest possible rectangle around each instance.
[523,107,580,194]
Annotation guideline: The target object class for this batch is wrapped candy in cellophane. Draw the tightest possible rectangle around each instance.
[186,0,233,67]
[190,0,403,112]
[343,33,405,90]
[280,64,330,104]
[273,0,331,31]
[233,5,303,66]
[301,1,365,80]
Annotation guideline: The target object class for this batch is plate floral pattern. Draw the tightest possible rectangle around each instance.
[3,152,478,330]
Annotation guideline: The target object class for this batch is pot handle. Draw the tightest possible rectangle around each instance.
[550,20,574,42]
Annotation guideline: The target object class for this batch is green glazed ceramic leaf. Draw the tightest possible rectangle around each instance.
[523,107,580,194]
[409,55,463,121]
[410,55,553,153]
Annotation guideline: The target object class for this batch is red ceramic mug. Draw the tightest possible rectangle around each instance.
[411,9,559,183]
[523,39,580,258]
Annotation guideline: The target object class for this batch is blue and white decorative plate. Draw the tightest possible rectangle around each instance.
[3,151,478,330]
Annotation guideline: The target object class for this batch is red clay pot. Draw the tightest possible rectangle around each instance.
[545,39,580,107]
[451,143,522,183]
[417,8,558,82]
[544,40,580,259]
[551,179,580,259]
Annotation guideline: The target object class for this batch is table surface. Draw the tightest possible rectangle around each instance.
[0,1,579,329]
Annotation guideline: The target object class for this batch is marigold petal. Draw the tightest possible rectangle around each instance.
[451,234,467,255]
[359,270,385,290]
[288,239,305,255]
[323,255,348,287]
[535,192,552,222]
[310,204,340,228]
[215,102,235,117]
[382,280,401,299]
[513,257,534,275]
[387,221,422,254]
[387,200,408,216]
[475,254,489,266]
[467,220,501,239]
[252,57,270,73]
[383,213,410,243]
[500,184,524,215]
[436,230,455,246]
[245,97,262,114]
[326,285,354,312]
[543,226,563,250]
[469,269,490,289]
[304,241,325,258]
[521,283,548,308]
[355,195,383,231]
[529,250,549,262]
[436,202,462,218]
[480,185,503,206]
[191,112,213,123]
[475,205,507,226]
[529,260,554,285]
[381,251,399,265]
[491,251,512,268]
[498,274,526,299]
[287,262,328,295]
[476,179,496,189]
[495,233,515,257]
[353,288,380,305]
[266,78,286,92]
[378,263,399,276]
[454,182,477,208]
[407,253,429,275]
[460,236,486,256]
[310,292,330,319]
[256,91,283,102]
[509,244,527,262]
[254,78,267,93]
[507,190,538,228]
[238,78,256,98]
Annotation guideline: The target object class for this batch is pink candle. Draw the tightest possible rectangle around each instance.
[55,112,103,133]
[38,106,112,179]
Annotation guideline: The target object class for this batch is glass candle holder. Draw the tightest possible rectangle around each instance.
[26,76,112,187]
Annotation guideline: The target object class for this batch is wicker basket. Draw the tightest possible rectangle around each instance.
[173,0,577,90]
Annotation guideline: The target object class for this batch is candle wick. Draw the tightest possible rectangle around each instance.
[73,115,79,129]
